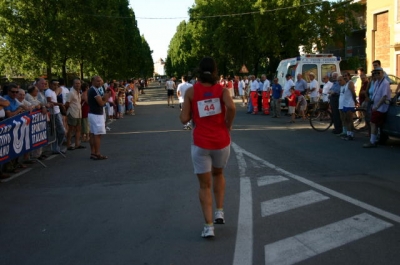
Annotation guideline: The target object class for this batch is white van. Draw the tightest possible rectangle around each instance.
[276,54,341,91]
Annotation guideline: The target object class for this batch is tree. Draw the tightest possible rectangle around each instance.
[0,0,153,82]
[167,0,362,77]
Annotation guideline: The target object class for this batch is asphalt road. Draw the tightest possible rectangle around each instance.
[1,82,399,265]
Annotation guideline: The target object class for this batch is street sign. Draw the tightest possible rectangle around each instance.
[239,64,249,74]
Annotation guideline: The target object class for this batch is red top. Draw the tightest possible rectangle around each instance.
[82,100,89,118]
[288,93,296,107]
[192,83,230,150]
[233,80,239,89]
[227,80,233,89]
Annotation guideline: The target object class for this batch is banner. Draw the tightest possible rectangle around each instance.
[0,110,49,164]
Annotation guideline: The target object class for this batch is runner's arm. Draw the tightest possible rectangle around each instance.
[180,87,193,124]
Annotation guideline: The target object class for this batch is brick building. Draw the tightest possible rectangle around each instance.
[366,0,400,75]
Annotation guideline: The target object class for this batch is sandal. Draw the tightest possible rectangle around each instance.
[90,154,97,160]
[67,147,75,150]
[75,145,86,149]
[23,160,36,164]
[93,154,108,160]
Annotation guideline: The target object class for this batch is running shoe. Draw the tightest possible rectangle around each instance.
[201,225,215,238]
[214,210,225,224]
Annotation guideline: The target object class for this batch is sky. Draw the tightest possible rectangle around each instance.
[129,0,195,62]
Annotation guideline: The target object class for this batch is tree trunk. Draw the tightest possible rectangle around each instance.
[80,61,84,81]
[62,56,67,85]
[46,64,52,82]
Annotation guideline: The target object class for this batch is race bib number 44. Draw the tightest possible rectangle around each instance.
[197,98,222,118]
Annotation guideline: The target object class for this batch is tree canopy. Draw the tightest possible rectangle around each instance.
[0,0,154,83]
[166,0,361,77]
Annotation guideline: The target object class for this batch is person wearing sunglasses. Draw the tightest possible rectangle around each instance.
[4,83,30,118]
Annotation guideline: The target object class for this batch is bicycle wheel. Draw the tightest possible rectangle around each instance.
[310,109,333,132]
[353,108,367,131]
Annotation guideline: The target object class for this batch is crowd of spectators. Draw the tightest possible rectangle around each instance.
[0,77,144,179]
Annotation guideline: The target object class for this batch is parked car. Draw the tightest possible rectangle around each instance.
[380,95,400,144]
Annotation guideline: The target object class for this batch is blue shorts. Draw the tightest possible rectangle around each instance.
[342,106,355,113]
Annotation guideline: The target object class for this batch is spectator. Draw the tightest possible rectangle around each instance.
[328,72,342,134]
[88,76,109,160]
[340,72,357,141]
[295,74,307,95]
[308,72,319,103]
[363,68,392,148]
[271,78,282,118]
[3,83,30,173]
[65,78,84,150]
[286,87,296,123]
[296,90,307,120]
[283,74,295,110]
[321,75,333,102]
[81,82,90,142]
[45,80,66,154]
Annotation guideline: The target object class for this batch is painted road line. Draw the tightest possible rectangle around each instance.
[257,175,288,187]
[261,190,329,217]
[232,146,253,265]
[264,213,393,265]
[231,142,400,224]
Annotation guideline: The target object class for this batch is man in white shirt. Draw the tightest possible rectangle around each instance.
[238,76,246,107]
[176,75,193,129]
[321,75,333,102]
[249,75,260,114]
[45,80,66,154]
[308,72,319,103]
[261,74,271,114]
[165,77,176,108]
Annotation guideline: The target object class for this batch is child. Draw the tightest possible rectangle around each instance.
[117,91,125,118]
[296,90,307,120]
[127,91,135,115]
[286,87,296,123]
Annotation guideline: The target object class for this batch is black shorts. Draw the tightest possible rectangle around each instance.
[167,89,174,96]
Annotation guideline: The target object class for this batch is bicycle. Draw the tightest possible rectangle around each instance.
[309,101,333,132]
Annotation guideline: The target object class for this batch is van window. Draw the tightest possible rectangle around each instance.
[322,64,337,78]
[288,65,297,79]
[302,64,318,82]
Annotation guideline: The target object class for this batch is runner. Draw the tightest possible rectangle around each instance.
[176,75,193,129]
[165,77,176,108]
[179,57,236,238]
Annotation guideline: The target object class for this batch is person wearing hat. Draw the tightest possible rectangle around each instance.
[363,67,391,148]
[308,72,319,103]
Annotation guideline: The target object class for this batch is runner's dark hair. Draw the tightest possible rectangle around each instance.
[195,57,218,85]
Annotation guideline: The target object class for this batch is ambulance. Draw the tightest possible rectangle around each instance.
[276,54,341,92]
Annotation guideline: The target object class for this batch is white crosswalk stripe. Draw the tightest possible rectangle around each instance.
[261,190,330,217]
[264,213,393,265]
[231,142,398,265]
[257,175,288,186]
